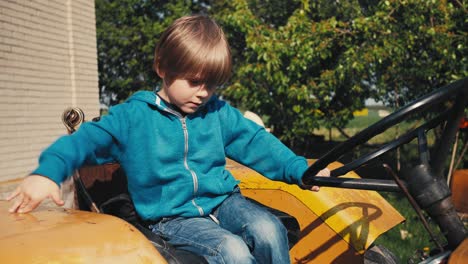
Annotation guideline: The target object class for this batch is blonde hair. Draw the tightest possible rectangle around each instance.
[154,15,232,87]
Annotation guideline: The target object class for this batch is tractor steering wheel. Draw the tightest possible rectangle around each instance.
[302,78,467,185]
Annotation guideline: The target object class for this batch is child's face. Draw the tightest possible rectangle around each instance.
[158,76,215,115]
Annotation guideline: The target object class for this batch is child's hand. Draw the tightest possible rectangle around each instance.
[7,175,64,213]
[309,168,330,192]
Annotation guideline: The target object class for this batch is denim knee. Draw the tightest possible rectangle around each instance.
[244,217,288,248]
[213,234,255,264]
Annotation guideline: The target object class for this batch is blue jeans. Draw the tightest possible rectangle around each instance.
[150,188,290,264]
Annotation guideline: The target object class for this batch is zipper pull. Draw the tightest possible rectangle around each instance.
[209,214,220,225]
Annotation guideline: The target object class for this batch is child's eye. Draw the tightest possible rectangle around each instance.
[188,79,203,87]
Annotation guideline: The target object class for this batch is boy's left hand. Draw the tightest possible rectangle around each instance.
[309,168,330,192]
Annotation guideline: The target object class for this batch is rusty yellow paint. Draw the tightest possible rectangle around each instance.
[0,200,167,264]
[451,169,468,215]
[449,238,468,264]
[228,159,404,263]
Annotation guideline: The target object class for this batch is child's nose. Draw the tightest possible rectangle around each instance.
[197,85,210,98]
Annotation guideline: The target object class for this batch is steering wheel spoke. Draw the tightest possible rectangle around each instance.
[328,109,452,178]
[301,78,468,250]
[303,78,467,182]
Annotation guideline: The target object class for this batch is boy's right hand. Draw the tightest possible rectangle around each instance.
[7,175,64,213]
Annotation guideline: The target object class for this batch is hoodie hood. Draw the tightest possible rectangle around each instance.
[126,90,216,116]
[126,91,159,106]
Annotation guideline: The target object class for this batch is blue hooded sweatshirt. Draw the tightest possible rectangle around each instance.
[33,91,309,221]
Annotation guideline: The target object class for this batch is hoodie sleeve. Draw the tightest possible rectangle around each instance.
[32,104,130,186]
[219,101,308,185]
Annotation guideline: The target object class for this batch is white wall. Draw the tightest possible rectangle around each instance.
[0,0,99,182]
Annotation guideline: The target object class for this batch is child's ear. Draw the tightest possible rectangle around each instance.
[155,66,165,78]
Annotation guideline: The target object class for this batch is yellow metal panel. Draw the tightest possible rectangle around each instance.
[451,169,468,215]
[0,201,166,264]
[449,238,468,264]
[228,159,404,262]
[241,188,363,263]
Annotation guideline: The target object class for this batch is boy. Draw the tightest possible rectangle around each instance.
[8,15,329,263]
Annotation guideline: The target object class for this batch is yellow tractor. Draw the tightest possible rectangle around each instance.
[1,78,466,263]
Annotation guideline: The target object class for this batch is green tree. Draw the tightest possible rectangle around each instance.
[215,0,466,149]
[216,0,375,148]
[362,0,467,107]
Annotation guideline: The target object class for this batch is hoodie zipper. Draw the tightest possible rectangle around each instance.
[181,118,204,215]
[155,96,204,216]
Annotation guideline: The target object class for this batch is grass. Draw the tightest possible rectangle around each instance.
[313,107,453,262]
